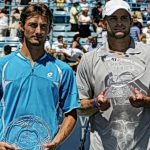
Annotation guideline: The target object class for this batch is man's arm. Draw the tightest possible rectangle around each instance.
[77,99,99,116]
[78,89,110,116]
[142,96,150,107]
[44,109,77,150]
[0,142,17,150]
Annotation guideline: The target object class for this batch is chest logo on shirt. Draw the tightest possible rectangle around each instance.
[47,72,53,78]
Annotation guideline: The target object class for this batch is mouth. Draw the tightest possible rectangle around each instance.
[114,26,126,31]
[32,35,43,39]
[115,30,124,33]
[32,37,43,41]
[114,32,125,38]
[114,30,125,35]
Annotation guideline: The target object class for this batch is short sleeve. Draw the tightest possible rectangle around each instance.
[76,54,94,99]
[59,67,80,113]
[0,54,14,99]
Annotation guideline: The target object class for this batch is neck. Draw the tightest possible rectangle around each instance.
[108,36,131,53]
[20,41,45,65]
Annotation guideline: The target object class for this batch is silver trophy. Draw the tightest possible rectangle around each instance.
[2,115,51,150]
[102,53,146,100]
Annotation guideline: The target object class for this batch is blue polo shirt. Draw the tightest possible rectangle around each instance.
[0,50,80,143]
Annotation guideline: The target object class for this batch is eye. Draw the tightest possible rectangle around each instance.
[41,24,48,30]
[107,17,117,22]
[121,16,130,21]
[29,23,38,28]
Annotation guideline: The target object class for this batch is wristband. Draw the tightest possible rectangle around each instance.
[90,98,99,108]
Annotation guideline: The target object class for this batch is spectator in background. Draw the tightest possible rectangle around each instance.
[4,45,12,55]
[95,19,106,36]
[52,35,68,59]
[65,47,83,72]
[91,2,103,32]
[9,8,20,37]
[55,0,65,11]
[142,21,150,44]
[0,8,9,37]
[139,33,147,44]
[80,0,89,11]
[52,35,66,51]
[83,35,93,51]
[71,34,86,53]
[131,7,143,24]
[78,9,92,38]
[130,21,141,42]
[44,36,51,53]
[53,43,67,60]
[64,45,84,64]
[87,36,101,52]
[69,1,81,32]
[130,14,143,42]
[132,13,143,33]
[4,0,12,15]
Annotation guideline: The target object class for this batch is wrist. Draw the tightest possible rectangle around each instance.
[142,95,150,107]
[90,98,100,109]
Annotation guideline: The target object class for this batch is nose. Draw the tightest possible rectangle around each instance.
[116,18,122,25]
[35,25,41,33]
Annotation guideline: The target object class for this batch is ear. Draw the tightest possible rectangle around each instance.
[130,17,133,26]
[19,21,25,31]
[48,25,52,34]
[102,19,107,29]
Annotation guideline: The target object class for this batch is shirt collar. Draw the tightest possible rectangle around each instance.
[16,48,48,61]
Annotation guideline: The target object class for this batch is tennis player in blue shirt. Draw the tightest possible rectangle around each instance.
[0,3,80,150]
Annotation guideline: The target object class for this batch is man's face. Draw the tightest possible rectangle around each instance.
[58,37,64,43]
[97,6,102,12]
[21,15,50,46]
[91,38,97,45]
[147,24,150,30]
[105,9,131,39]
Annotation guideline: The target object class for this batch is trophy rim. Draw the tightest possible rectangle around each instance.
[2,115,52,149]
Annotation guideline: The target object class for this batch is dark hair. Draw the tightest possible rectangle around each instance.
[0,8,8,14]
[19,3,53,42]
[4,45,12,55]
[13,8,20,14]
[96,2,102,7]
[57,35,63,40]
[73,2,79,7]
[73,34,80,41]
[20,3,53,29]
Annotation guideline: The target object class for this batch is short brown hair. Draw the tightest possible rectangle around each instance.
[20,3,53,30]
